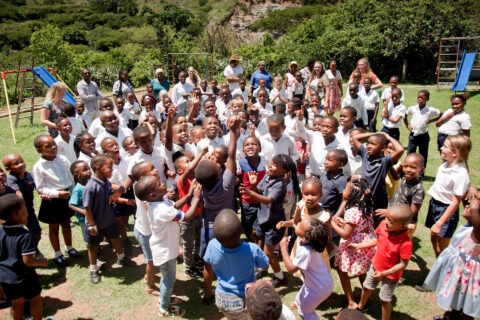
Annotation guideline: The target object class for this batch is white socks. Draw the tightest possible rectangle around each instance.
[89,264,98,272]
[117,252,125,260]
[66,245,73,251]
[274,271,284,280]
[54,251,63,258]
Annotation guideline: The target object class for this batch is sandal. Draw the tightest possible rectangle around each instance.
[156,296,184,306]
[290,301,298,310]
[146,287,159,296]
[158,305,185,317]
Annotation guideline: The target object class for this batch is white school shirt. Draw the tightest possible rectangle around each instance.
[284,114,300,140]
[67,117,84,136]
[381,87,404,102]
[127,147,166,183]
[269,88,289,106]
[77,151,93,167]
[196,136,226,154]
[171,82,195,106]
[292,81,304,96]
[215,99,231,123]
[260,133,299,162]
[438,109,472,135]
[335,126,355,147]
[381,101,406,128]
[345,84,365,98]
[247,119,268,137]
[110,158,129,186]
[253,87,270,99]
[54,135,76,165]
[253,102,274,118]
[223,131,247,161]
[88,117,104,138]
[134,195,151,236]
[224,65,244,91]
[406,104,441,136]
[76,113,91,129]
[115,108,132,128]
[32,155,74,198]
[296,121,344,176]
[306,107,325,128]
[428,162,470,204]
[231,88,249,104]
[342,95,368,125]
[148,200,184,266]
[95,127,133,157]
[125,101,141,121]
[362,89,379,111]
[155,101,164,114]
[139,109,161,124]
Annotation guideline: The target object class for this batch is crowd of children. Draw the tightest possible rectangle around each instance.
[0,57,478,320]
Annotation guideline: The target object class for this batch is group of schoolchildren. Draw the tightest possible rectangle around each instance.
[0,59,478,320]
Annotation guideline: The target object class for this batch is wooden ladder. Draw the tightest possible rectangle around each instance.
[14,59,36,127]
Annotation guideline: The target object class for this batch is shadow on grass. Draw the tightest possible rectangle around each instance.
[38,266,67,290]
[42,296,73,317]
[421,175,435,182]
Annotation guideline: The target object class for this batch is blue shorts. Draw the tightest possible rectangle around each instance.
[0,272,41,301]
[83,223,120,245]
[255,218,285,246]
[425,198,459,238]
[200,226,215,258]
[134,227,152,262]
[113,187,136,217]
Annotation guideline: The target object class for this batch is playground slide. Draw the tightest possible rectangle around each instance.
[452,49,478,91]
[32,66,76,105]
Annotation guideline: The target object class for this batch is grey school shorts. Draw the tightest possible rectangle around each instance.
[362,265,398,302]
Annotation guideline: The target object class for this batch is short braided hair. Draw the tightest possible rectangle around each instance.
[246,283,282,320]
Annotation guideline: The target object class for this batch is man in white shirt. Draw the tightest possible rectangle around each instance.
[76,68,102,119]
[171,71,194,116]
[224,54,244,92]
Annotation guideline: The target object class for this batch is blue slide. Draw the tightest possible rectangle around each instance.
[33,66,76,105]
[452,49,478,91]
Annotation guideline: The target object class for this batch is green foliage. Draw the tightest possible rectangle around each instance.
[157,4,193,30]
[117,0,139,16]
[87,26,125,51]
[88,0,118,14]
[62,24,88,45]
[0,0,24,22]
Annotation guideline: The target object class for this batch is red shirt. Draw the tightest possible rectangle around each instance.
[238,157,267,204]
[177,177,202,218]
[372,220,412,281]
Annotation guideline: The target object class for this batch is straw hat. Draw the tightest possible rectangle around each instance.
[289,61,298,68]
[230,54,240,62]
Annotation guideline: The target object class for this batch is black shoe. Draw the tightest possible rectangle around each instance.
[357,303,370,312]
[123,239,133,255]
[255,269,267,280]
[90,270,101,284]
[0,299,11,310]
[55,255,69,268]
[67,248,81,257]
[117,256,136,267]
[271,276,286,288]
[415,284,430,292]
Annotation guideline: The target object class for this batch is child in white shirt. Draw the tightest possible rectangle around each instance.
[115,97,132,129]
[342,83,368,129]
[171,71,194,116]
[134,175,201,317]
[436,94,471,151]
[253,79,270,100]
[381,87,406,141]
[404,90,442,168]
[362,77,379,132]
[125,91,141,128]
[54,118,76,165]
[269,75,289,107]
[254,89,274,118]
[381,76,404,108]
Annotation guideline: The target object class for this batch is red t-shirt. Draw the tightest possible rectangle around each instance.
[372,220,412,281]
[177,177,202,218]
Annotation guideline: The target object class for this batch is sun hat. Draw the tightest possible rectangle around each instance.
[230,54,240,62]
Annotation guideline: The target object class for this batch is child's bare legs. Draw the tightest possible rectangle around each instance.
[60,220,72,247]
[450,309,474,320]
[381,300,392,320]
[10,297,25,320]
[146,261,156,290]
[358,273,366,287]
[87,244,98,266]
[203,263,214,299]
[337,269,358,309]
[431,234,451,257]
[48,224,61,252]
[29,294,43,320]
[116,216,128,241]
[110,237,125,256]
[358,287,372,309]
[264,244,281,273]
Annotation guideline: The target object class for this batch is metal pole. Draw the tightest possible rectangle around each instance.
[2,72,17,144]
[172,54,175,83]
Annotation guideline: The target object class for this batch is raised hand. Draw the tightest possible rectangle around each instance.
[238,184,251,197]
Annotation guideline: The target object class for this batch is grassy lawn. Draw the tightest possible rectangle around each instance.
[0,85,478,320]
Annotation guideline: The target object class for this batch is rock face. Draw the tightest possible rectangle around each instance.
[228,0,300,43]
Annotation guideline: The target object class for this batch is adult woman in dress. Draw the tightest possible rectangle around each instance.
[250,60,273,96]
[300,58,316,86]
[325,59,343,115]
[347,57,383,89]
[305,61,330,109]
[40,82,67,137]
[150,68,170,99]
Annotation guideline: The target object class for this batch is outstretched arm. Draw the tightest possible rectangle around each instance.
[226,115,241,174]
[382,132,404,163]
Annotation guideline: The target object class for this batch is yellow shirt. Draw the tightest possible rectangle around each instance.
[385,163,401,202]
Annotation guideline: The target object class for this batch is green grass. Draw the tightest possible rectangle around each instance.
[0,85,479,319]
